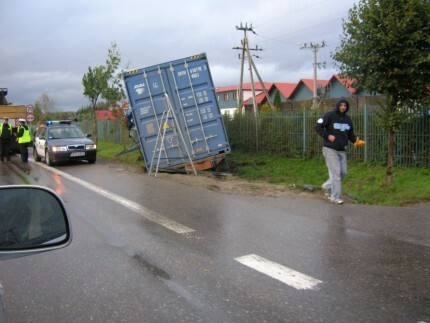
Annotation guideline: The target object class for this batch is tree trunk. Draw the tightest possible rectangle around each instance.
[92,105,98,144]
[384,95,398,186]
[384,129,394,185]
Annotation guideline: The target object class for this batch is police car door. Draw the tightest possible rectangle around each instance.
[35,127,47,157]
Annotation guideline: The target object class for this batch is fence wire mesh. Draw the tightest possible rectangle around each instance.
[76,105,430,168]
[225,106,430,167]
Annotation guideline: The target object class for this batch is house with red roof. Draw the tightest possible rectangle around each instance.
[288,79,330,101]
[95,110,119,121]
[216,82,272,116]
[215,74,370,114]
[272,82,297,101]
[327,74,370,98]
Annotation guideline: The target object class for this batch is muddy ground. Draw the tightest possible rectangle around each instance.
[104,159,430,208]
[105,159,329,201]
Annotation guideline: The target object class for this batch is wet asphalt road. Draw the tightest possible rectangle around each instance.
[0,154,429,322]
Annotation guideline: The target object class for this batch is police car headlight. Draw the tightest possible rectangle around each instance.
[52,146,67,152]
[86,144,96,150]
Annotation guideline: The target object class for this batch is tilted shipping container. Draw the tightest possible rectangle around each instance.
[123,53,230,171]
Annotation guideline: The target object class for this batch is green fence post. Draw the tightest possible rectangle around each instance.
[364,104,368,162]
[303,107,306,158]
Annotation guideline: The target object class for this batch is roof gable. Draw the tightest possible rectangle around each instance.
[273,82,296,99]
[290,78,329,98]
[244,92,266,105]
[329,74,357,94]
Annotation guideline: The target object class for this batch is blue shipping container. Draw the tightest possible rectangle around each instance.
[123,53,231,171]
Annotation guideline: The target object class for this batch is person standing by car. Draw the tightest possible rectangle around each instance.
[314,98,365,204]
[16,118,31,163]
[0,117,13,164]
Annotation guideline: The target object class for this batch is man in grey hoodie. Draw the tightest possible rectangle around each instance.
[314,98,365,204]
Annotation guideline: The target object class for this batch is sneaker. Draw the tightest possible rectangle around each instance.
[329,198,344,204]
[321,185,331,196]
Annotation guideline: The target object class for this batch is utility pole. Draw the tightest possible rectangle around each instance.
[233,22,275,117]
[300,41,326,109]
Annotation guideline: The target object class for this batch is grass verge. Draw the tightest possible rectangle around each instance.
[227,151,430,206]
[98,142,430,206]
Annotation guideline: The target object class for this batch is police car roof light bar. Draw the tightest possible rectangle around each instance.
[46,120,71,126]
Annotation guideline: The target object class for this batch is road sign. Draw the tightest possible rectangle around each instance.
[26,104,34,113]
[26,113,34,123]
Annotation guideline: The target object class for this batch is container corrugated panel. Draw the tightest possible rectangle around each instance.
[123,53,230,170]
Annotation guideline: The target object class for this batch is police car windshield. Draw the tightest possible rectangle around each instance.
[48,126,85,139]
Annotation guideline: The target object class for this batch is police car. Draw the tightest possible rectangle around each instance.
[33,120,97,166]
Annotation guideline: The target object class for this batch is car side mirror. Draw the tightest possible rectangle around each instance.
[0,186,72,261]
[86,134,92,138]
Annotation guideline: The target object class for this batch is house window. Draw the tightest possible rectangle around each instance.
[233,92,237,100]
[217,94,220,101]
[223,93,229,101]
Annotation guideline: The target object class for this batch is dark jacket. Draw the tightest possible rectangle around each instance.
[314,98,357,151]
[0,123,13,141]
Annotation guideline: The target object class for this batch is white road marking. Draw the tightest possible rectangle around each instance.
[235,254,322,290]
[32,160,195,234]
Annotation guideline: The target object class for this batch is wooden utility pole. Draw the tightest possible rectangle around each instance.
[233,23,275,116]
[300,41,326,109]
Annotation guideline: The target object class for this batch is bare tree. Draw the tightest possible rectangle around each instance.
[36,93,56,114]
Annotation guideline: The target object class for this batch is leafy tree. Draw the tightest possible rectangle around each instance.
[332,0,430,185]
[273,89,282,111]
[260,102,272,113]
[82,42,125,143]
[75,106,93,121]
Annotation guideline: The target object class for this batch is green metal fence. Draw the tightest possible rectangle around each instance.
[75,106,430,168]
[225,106,430,167]
[77,120,131,144]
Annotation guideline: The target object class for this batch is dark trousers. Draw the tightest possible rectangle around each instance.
[20,142,28,162]
[0,139,11,162]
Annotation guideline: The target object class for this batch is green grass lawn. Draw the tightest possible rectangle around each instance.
[97,141,144,165]
[227,151,430,206]
[98,142,430,206]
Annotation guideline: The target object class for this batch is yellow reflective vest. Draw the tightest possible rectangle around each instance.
[18,126,31,144]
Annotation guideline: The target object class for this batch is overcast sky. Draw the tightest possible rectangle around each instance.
[1,0,359,111]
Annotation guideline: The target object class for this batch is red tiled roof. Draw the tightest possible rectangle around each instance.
[330,74,357,94]
[289,78,329,98]
[216,82,273,93]
[216,74,360,102]
[300,79,329,91]
[273,82,296,99]
[244,92,266,105]
[95,110,118,121]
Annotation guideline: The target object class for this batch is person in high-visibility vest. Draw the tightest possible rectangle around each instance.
[16,118,31,163]
[0,116,13,164]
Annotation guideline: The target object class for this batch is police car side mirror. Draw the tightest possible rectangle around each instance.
[86,134,92,138]
[0,186,72,261]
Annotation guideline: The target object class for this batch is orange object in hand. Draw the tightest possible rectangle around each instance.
[355,137,366,147]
